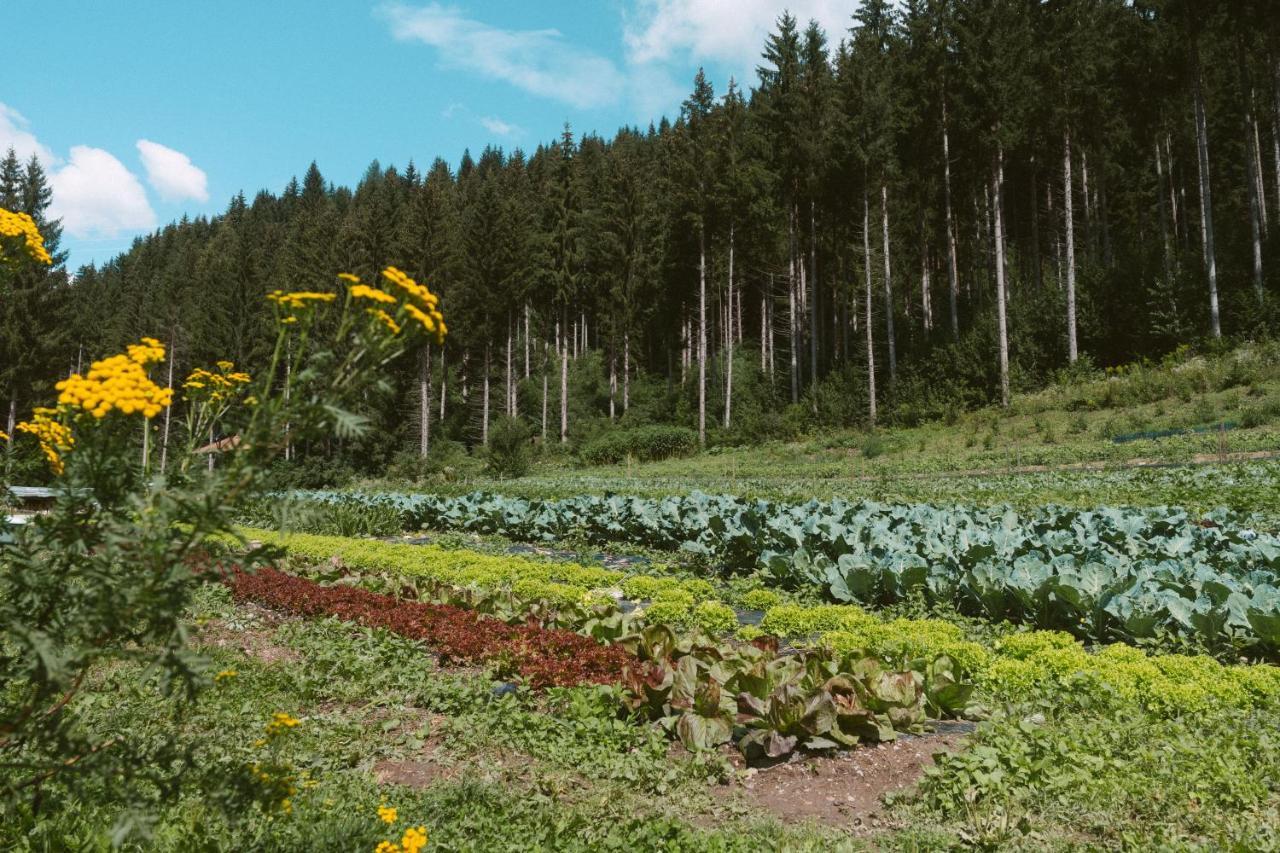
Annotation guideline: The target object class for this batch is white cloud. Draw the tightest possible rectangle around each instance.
[0,102,57,165]
[479,115,521,138]
[49,146,156,239]
[379,2,625,109]
[136,139,209,203]
[624,0,852,71]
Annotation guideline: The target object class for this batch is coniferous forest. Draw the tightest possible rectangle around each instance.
[5,1,1280,477]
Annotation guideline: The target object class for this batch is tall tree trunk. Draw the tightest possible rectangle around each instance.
[609,351,617,421]
[863,188,877,427]
[942,99,960,339]
[1192,44,1222,338]
[1271,54,1280,220]
[809,201,819,408]
[524,303,531,378]
[420,345,432,457]
[505,314,515,416]
[439,345,447,420]
[760,291,768,372]
[1253,107,1268,233]
[1081,147,1094,262]
[541,341,549,444]
[482,345,491,446]
[623,331,631,413]
[1166,134,1183,249]
[560,319,569,443]
[724,223,735,429]
[1155,138,1174,284]
[698,226,707,448]
[881,184,897,386]
[788,210,799,404]
[1064,127,1079,363]
[1246,98,1266,301]
[994,144,1011,408]
[921,240,933,333]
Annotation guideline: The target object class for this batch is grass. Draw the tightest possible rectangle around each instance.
[9,582,1280,851]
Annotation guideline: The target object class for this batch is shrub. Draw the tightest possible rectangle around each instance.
[861,433,886,459]
[738,588,782,611]
[579,425,698,466]
[485,416,533,479]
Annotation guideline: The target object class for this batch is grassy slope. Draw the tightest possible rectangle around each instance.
[362,345,1280,515]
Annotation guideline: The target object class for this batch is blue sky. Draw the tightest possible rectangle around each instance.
[4,1,858,270]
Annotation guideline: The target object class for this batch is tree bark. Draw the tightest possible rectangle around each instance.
[994,144,1011,408]
[541,341,549,444]
[788,209,799,404]
[623,331,631,413]
[439,345,447,420]
[505,314,515,417]
[560,320,569,443]
[482,345,491,446]
[698,226,707,448]
[1253,107,1268,233]
[419,345,432,457]
[863,188,877,427]
[921,241,933,333]
[1192,44,1222,338]
[881,184,897,386]
[524,303,531,378]
[1064,127,1079,363]
[609,351,616,421]
[1246,98,1266,301]
[1155,138,1174,284]
[942,99,960,339]
[809,201,818,407]
[724,223,735,429]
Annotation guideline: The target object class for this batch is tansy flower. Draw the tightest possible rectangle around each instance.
[351,284,398,305]
[267,290,336,310]
[0,207,53,265]
[375,843,399,853]
[0,430,8,442]
[16,408,75,475]
[337,272,361,284]
[378,805,398,824]
[214,669,238,682]
[367,308,401,335]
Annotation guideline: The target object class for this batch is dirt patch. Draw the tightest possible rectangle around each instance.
[372,754,456,788]
[717,732,966,830]
[194,604,302,665]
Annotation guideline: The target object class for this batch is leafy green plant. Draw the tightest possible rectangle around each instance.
[485,416,532,479]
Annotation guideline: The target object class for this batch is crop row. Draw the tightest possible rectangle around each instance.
[223,564,631,689]
[246,530,1280,718]
[217,560,952,759]
[271,489,1280,651]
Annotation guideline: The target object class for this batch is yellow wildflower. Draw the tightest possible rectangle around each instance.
[0,430,8,442]
[368,308,401,335]
[184,364,252,403]
[378,805,398,824]
[214,669,238,682]
[337,272,361,284]
[56,339,173,421]
[16,408,74,475]
[265,711,301,737]
[400,826,428,853]
[351,283,398,305]
[375,843,400,853]
[0,207,53,265]
[267,290,337,310]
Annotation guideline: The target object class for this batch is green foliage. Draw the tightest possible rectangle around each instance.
[579,425,698,466]
[485,416,532,479]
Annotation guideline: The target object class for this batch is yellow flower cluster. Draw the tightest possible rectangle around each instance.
[265,711,301,737]
[56,338,174,419]
[375,826,428,853]
[368,308,401,335]
[16,408,74,475]
[184,362,252,403]
[214,669,238,682]
[0,430,8,442]
[381,267,446,343]
[351,283,398,305]
[267,290,337,310]
[0,206,52,265]
[378,804,398,824]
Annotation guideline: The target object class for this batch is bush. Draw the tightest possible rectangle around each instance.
[485,416,532,479]
[579,425,698,466]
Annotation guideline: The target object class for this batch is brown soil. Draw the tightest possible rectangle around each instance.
[717,732,966,830]
[194,604,302,665]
